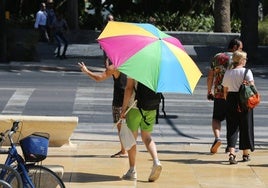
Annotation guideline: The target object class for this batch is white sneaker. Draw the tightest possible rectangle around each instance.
[148,163,162,182]
[122,169,137,180]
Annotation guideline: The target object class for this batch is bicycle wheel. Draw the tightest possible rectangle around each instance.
[0,179,12,188]
[0,180,12,188]
[0,164,23,188]
[26,165,65,188]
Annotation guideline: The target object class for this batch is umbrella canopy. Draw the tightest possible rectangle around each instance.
[97,21,202,94]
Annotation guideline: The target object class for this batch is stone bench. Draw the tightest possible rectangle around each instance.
[0,115,78,147]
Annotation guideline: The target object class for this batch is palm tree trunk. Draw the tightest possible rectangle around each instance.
[214,0,231,32]
[240,0,258,64]
[66,0,79,30]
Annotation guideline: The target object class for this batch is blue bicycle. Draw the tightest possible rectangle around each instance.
[0,121,65,188]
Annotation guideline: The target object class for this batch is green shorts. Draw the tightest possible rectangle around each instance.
[126,108,156,132]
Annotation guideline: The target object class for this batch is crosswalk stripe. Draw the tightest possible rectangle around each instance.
[2,88,34,114]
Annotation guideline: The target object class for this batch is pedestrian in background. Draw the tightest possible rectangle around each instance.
[102,14,114,67]
[52,12,69,59]
[120,78,162,182]
[207,38,243,154]
[34,3,49,42]
[222,50,255,164]
[78,60,128,158]
[46,0,56,43]
[104,14,114,25]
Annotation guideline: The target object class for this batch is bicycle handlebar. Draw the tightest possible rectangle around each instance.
[0,120,21,146]
[11,121,20,132]
[8,120,20,136]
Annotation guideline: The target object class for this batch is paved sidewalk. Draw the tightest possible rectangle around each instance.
[44,139,268,188]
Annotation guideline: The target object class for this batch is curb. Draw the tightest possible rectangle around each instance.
[1,57,268,78]
[0,56,105,72]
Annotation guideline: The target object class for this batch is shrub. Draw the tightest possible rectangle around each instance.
[178,14,214,32]
[258,16,268,45]
[118,11,214,32]
[231,18,241,33]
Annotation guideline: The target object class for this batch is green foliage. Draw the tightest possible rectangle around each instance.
[117,11,214,32]
[258,16,268,45]
[231,18,241,33]
[154,11,181,31]
[119,11,241,33]
[178,14,214,32]
[116,12,147,23]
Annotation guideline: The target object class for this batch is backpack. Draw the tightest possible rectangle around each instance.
[135,82,166,125]
[135,82,161,110]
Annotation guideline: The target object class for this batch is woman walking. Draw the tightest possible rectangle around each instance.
[222,50,255,164]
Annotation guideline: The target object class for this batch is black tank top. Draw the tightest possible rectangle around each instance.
[112,72,127,107]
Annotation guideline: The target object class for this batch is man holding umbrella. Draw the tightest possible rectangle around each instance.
[120,78,162,182]
[97,20,202,181]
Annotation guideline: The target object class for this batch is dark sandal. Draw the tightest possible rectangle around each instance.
[110,151,128,158]
[242,154,250,162]
[229,153,238,165]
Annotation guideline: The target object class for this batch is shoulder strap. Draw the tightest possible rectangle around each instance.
[160,93,166,117]
[243,68,248,80]
[134,83,150,125]
[155,93,166,124]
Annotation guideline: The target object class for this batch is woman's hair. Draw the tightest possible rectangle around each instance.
[232,50,247,68]
[228,38,242,50]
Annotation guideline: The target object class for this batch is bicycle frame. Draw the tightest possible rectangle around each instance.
[4,144,35,187]
[0,121,35,187]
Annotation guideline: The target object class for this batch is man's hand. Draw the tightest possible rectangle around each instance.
[78,62,88,73]
[207,93,214,100]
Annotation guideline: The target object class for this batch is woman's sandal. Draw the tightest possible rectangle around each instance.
[229,153,238,165]
[242,154,250,162]
[110,151,128,158]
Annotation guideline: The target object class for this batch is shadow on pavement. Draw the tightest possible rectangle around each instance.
[161,158,227,165]
[164,117,198,140]
[48,154,112,158]
[157,150,210,155]
[63,172,121,183]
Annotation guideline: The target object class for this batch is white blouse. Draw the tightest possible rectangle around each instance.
[222,67,254,92]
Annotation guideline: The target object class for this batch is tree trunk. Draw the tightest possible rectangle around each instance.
[0,0,7,62]
[214,0,231,32]
[94,0,103,30]
[66,0,79,30]
[240,0,258,64]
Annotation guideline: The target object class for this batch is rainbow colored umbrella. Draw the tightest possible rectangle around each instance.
[97,21,202,94]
